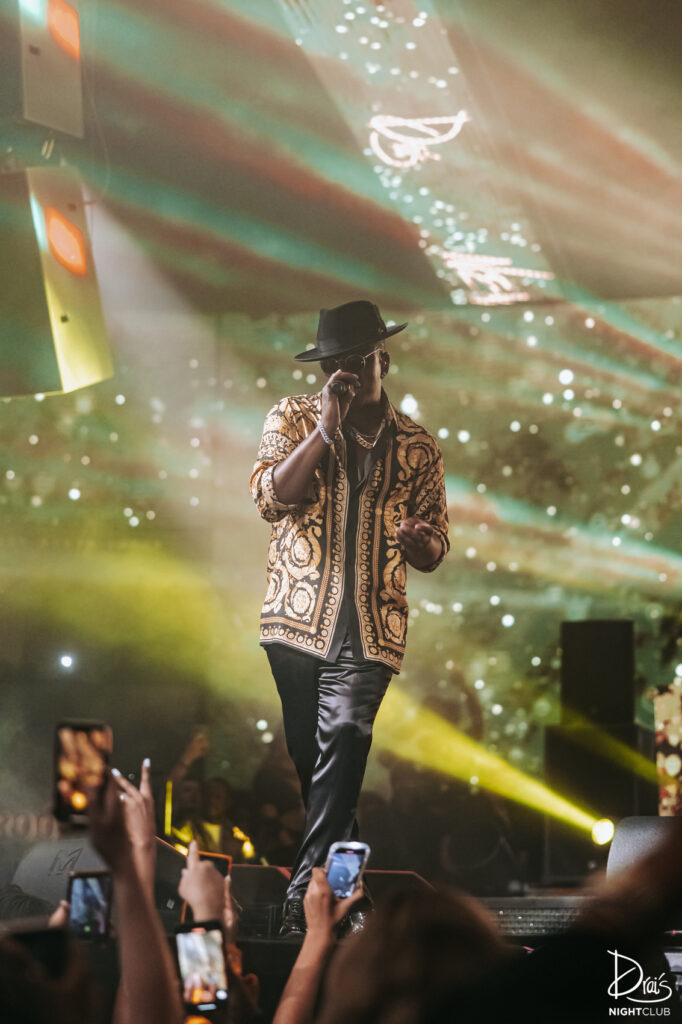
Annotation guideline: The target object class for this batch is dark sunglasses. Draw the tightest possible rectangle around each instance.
[321,347,381,375]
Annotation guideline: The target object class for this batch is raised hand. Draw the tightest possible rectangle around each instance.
[321,370,360,436]
[112,759,156,896]
[178,840,225,922]
[304,867,363,940]
[87,770,130,875]
[182,730,210,766]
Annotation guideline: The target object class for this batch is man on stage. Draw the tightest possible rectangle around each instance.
[250,300,449,935]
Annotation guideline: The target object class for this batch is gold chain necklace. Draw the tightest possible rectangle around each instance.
[347,422,383,450]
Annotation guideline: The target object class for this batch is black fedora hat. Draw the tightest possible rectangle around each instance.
[294,300,407,362]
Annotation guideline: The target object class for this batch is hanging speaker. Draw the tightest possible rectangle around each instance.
[0,0,84,137]
[0,166,114,396]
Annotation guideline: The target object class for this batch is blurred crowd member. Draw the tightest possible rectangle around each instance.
[0,760,183,1024]
[202,777,255,862]
[168,729,210,789]
[0,748,264,1024]
[0,884,53,921]
[251,731,305,866]
[270,819,682,1024]
[0,921,99,1024]
[316,888,512,1024]
[179,839,264,1024]
[167,732,256,861]
[314,833,682,1024]
[89,762,184,1024]
[272,869,362,1024]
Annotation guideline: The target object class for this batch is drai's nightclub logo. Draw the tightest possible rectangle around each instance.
[608,951,676,1017]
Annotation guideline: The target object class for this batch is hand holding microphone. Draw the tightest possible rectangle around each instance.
[320,370,360,439]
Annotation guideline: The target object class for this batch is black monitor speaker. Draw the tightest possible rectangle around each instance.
[561,619,635,724]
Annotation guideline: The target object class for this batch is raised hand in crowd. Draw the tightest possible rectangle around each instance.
[170,729,210,786]
[179,840,262,1023]
[112,760,156,898]
[88,766,183,1024]
[273,868,363,1024]
[48,900,71,928]
[179,839,225,922]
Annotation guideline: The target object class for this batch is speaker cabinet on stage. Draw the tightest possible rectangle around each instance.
[543,724,657,884]
[230,864,291,907]
[0,0,84,137]
[560,619,635,724]
[0,167,113,396]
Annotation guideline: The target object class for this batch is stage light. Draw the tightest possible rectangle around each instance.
[0,167,113,396]
[19,0,46,24]
[47,0,81,60]
[59,653,74,668]
[10,0,84,135]
[45,207,87,275]
[592,819,615,846]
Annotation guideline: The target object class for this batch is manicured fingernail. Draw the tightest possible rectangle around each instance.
[111,768,121,777]
[143,757,150,768]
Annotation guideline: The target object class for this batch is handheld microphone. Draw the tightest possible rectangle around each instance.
[329,380,349,397]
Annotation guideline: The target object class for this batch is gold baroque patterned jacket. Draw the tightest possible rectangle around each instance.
[250,392,449,673]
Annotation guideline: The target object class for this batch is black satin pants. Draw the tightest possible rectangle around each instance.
[265,636,391,898]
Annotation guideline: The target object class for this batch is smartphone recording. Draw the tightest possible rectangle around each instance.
[175,923,228,1012]
[53,720,113,825]
[325,841,370,899]
[67,870,112,939]
[198,851,232,878]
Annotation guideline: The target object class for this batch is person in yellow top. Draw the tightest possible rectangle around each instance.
[251,300,449,934]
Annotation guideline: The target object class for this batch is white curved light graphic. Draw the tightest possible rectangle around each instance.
[368,112,471,169]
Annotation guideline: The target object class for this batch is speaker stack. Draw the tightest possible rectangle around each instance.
[543,620,658,884]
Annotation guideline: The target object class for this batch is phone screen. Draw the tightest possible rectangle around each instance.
[176,925,228,1011]
[68,872,112,938]
[54,721,113,823]
[326,848,367,899]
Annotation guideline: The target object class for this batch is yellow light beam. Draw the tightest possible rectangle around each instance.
[559,708,663,786]
[376,687,597,833]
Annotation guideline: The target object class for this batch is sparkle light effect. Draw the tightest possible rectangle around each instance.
[276,0,560,307]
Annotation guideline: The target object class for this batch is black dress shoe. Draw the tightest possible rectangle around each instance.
[338,896,373,938]
[280,897,306,937]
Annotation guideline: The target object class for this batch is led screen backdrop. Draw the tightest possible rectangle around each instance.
[1,0,682,876]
